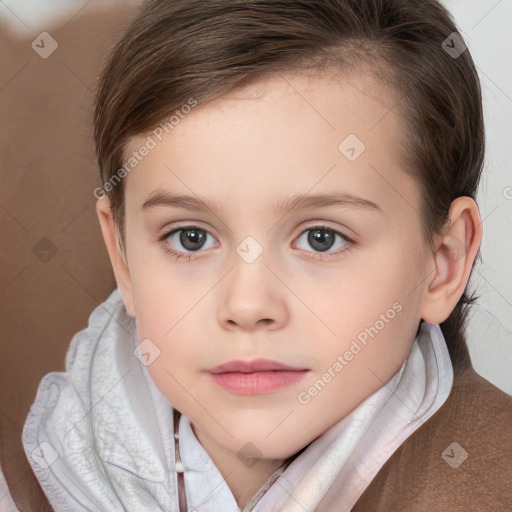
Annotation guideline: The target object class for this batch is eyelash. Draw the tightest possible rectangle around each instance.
[157,224,355,262]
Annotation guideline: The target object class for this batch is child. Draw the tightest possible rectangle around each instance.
[22,0,512,510]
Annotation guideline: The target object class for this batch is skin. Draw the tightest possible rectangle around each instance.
[97,71,482,507]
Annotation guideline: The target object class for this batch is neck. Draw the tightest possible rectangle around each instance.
[191,423,286,508]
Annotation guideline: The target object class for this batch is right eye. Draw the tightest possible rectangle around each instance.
[160,226,219,257]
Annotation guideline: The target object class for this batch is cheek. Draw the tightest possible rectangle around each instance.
[134,305,204,413]
[308,245,417,328]
[128,266,201,372]
[310,243,424,371]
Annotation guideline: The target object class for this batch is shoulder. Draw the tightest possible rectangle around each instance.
[0,460,21,512]
[352,367,512,511]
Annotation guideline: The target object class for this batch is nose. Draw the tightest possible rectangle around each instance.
[217,254,289,332]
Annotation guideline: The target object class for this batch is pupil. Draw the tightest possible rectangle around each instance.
[308,229,334,252]
[180,229,206,250]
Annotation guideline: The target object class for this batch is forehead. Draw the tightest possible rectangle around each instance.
[122,71,419,219]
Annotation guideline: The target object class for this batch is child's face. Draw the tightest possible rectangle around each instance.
[117,72,436,459]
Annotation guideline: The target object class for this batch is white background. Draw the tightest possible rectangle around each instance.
[1,0,511,394]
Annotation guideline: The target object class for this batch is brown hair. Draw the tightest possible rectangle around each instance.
[94,0,484,372]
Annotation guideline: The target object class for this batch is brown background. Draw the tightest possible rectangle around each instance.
[0,3,140,510]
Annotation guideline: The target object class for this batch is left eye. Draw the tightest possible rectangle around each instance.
[295,227,348,253]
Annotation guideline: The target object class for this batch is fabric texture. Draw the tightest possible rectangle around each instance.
[351,364,512,511]
[21,288,457,511]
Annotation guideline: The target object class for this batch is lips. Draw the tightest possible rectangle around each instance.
[208,358,309,394]
[209,358,304,373]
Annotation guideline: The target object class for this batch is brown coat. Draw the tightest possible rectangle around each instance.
[352,366,512,511]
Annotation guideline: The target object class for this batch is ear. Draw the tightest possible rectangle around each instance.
[420,196,482,324]
[96,195,136,317]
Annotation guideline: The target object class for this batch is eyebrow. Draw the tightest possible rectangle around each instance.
[141,189,382,214]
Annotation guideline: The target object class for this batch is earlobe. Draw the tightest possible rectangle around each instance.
[96,195,136,317]
[420,197,482,324]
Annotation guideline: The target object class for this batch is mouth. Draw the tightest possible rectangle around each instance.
[207,358,309,395]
